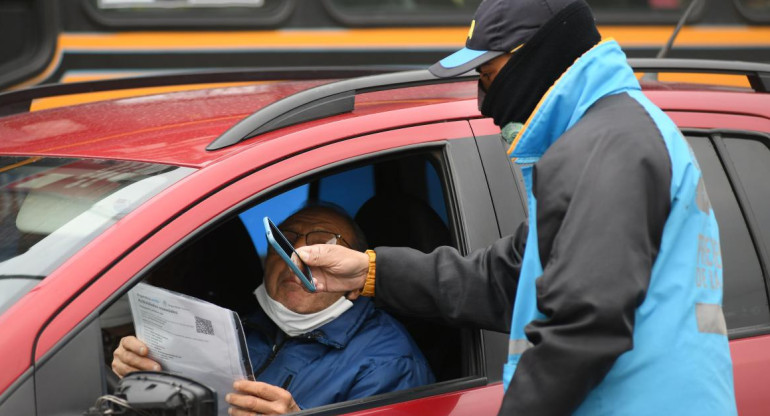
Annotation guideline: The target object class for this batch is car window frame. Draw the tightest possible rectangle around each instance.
[81,0,296,28]
[31,122,504,415]
[705,130,770,334]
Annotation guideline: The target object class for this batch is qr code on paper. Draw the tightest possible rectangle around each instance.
[195,316,215,336]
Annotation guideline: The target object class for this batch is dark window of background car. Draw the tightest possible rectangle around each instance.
[324,0,703,26]
[83,0,294,28]
[733,0,770,23]
[323,0,483,26]
[686,134,770,331]
[588,0,706,24]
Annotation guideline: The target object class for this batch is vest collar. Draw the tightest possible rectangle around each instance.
[507,40,640,163]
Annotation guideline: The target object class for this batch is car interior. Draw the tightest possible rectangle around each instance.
[98,150,473,402]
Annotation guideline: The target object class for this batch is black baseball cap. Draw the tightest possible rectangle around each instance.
[429,0,581,78]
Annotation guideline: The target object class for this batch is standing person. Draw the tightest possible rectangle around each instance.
[296,0,737,414]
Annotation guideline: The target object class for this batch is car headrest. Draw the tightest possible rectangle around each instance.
[354,193,450,253]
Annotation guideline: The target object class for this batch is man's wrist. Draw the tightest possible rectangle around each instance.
[361,249,376,297]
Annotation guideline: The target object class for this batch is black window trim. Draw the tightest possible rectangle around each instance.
[686,128,770,339]
[321,0,483,27]
[81,0,296,29]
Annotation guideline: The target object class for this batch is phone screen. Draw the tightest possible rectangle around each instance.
[263,217,316,292]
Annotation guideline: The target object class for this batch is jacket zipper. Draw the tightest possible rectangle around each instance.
[253,335,289,378]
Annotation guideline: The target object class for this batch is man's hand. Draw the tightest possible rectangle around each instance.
[111,336,161,377]
[226,380,300,415]
[294,245,369,295]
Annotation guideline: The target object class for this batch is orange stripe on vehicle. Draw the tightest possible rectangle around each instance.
[0,157,42,174]
[636,73,751,88]
[600,26,770,46]
[57,26,770,51]
[60,72,148,83]
[59,28,470,50]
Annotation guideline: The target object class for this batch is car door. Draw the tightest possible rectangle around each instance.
[684,128,770,416]
[27,120,511,416]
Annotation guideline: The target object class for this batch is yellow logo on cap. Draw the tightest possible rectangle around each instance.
[468,20,475,40]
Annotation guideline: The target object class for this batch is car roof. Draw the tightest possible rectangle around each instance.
[0,78,481,167]
[0,60,767,168]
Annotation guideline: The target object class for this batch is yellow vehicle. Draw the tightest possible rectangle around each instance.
[2,0,769,91]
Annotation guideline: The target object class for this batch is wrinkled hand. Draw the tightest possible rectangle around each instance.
[294,245,369,296]
[226,380,300,415]
[111,336,161,377]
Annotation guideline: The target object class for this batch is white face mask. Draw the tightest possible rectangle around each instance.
[254,284,353,337]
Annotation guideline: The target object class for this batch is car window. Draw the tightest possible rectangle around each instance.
[686,134,770,331]
[734,0,770,22]
[96,150,468,414]
[323,0,702,25]
[0,157,193,316]
[722,133,770,259]
[324,0,483,25]
[86,0,293,27]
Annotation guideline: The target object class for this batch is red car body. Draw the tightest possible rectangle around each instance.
[0,63,769,415]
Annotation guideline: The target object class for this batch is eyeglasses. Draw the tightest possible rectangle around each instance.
[279,229,351,248]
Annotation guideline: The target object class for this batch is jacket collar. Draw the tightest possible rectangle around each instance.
[247,297,374,349]
[507,39,640,163]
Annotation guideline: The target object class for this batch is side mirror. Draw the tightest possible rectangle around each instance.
[85,371,216,416]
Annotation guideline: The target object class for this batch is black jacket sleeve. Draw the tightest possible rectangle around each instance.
[499,94,672,415]
[374,222,527,332]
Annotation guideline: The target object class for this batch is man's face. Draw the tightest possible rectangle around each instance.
[478,53,513,92]
[263,207,355,314]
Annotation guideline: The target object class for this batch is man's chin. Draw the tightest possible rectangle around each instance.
[274,288,314,310]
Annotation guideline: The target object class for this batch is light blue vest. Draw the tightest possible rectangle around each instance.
[502,40,737,415]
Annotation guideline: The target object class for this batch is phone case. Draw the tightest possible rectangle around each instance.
[263,216,316,292]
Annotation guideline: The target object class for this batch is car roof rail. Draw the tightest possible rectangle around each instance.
[628,58,770,93]
[0,66,419,117]
[206,69,477,150]
[207,58,770,151]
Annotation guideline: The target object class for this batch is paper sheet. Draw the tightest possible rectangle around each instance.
[128,283,253,414]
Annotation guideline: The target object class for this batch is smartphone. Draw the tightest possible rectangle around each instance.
[263,216,316,292]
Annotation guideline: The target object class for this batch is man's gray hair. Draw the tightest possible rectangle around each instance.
[290,201,368,252]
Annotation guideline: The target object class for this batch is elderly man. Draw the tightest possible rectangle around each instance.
[112,204,434,415]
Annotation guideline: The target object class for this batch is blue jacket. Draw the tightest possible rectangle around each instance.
[504,39,737,415]
[243,297,434,410]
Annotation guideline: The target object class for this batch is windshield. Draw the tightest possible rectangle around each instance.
[0,157,194,315]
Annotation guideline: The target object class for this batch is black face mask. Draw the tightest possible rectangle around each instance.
[479,1,601,127]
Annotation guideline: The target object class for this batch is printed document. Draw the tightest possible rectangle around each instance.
[128,283,253,414]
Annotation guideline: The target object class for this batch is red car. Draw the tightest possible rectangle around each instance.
[0,60,769,415]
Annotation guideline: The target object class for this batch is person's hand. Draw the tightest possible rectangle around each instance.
[111,336,161,377]
[226,380,300,415]
[294,244,369,295]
